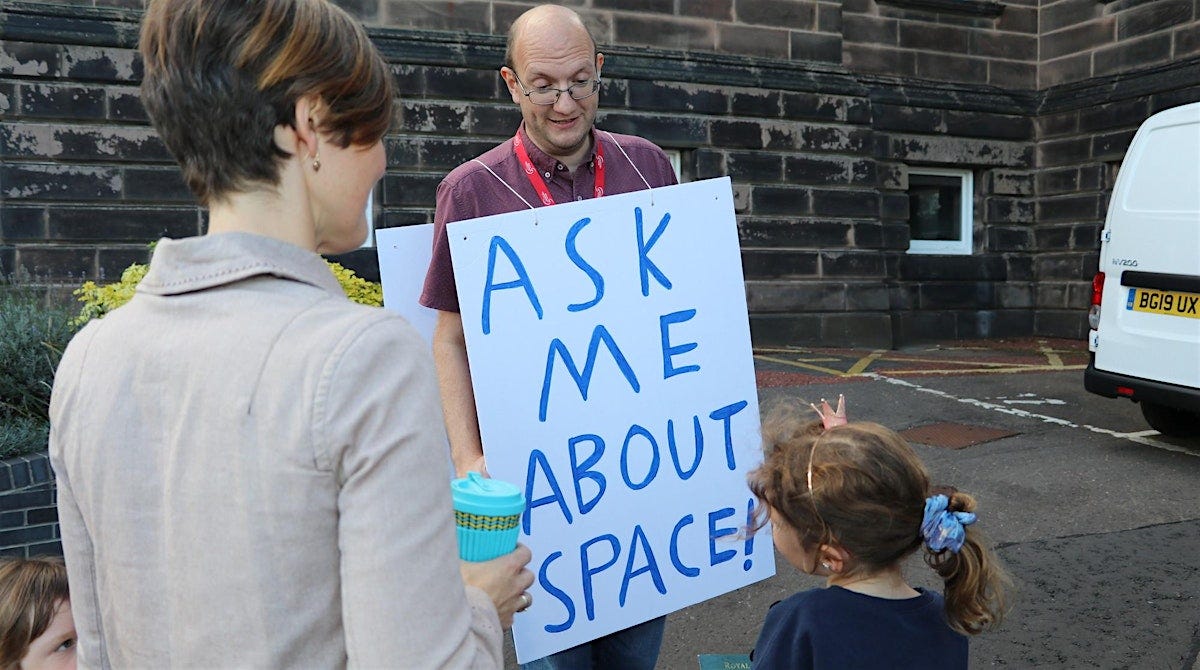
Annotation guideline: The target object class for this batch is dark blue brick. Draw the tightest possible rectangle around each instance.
[469,105,523,138]
[399,100,469,134]
[731,90,781,117]
[811,189,879,218]
[25,507,58,524]
[628,80,728,115]
[384,137,420,169]
[61,45,143,82]
[0,511,23,528]
[710,119,764,149]
[14,247,95,280]
[9,462,31,489]
[107,88,148,121]
[55,126,172,162]
[727,151,783,182]
[425,67,499,102]
[1,164,122,201]
[382,172,442,207]
[26,541,63,557]
[27,456,51,484]
[598,112,708,147]
[750,186,810,216]
[418,138,501,170]
[0,525,54,546]
[47,206,198,242]
[0,42,62,78]
[18,84,106,120]
[0,205,47,240]
[122,167,194,202]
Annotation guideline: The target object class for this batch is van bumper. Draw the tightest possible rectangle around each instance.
[1085,357,1200,413]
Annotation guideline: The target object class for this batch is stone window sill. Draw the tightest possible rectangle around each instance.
[876,0,1005,18]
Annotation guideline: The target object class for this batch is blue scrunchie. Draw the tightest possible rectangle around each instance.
[921,494,977,553]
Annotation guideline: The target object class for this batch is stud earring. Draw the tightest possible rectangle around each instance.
[821,562,831,571]
[311,153,321,172]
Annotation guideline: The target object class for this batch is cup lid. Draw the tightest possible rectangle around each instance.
[451,472,526,516]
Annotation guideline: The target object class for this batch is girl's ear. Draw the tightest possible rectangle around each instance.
[817,543,851,574]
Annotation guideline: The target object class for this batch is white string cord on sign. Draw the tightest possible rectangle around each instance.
[471,158,539,224]
[602,130,654,206]
[472,130,657,212]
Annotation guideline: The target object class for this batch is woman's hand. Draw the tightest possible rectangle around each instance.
[459,544,535,629]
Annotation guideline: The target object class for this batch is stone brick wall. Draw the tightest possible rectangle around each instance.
[1040,0,1200,88]
[0,453,62,558]
[841,0,1038,89]
[3,0,1200,354]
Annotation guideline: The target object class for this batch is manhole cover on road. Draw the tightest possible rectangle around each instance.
[899,422,1018,450]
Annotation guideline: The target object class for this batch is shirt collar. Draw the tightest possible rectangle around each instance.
[138,232,344,297]
[517,123,599,177]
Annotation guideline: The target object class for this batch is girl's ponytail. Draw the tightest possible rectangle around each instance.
[922,487,1009,635]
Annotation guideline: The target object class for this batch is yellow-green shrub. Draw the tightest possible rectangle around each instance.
[75,259,382,325]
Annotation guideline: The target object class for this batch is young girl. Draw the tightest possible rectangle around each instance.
[747,396,1007,669]
[0,556,77,670]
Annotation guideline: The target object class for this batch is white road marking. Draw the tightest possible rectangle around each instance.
[863,373,1200,458]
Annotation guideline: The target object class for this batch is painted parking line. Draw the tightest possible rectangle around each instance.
[864,373,1200,458]
[755,351,1087,378]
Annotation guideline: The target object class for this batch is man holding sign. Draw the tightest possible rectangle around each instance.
[420,5,677,667]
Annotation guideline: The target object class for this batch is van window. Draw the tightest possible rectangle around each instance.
[1124,122,1200,214]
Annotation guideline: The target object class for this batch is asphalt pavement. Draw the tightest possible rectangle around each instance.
[505,338,1200,669]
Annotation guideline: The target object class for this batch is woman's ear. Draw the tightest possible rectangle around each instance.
[290,95,323,160]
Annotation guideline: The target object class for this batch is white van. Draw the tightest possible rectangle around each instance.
[1085,101,1200,437]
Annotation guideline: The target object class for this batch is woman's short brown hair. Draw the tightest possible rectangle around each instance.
[0,556,70,669]
[139,0,394,205]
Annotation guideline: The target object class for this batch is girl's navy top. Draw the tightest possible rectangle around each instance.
[751,585,968,670]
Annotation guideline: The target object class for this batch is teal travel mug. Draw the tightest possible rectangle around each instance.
[450,472,526,561]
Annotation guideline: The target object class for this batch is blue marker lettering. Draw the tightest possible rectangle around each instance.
[565,217,605,312]
[620,524,667,606]
[659,309,700,379]
[620,424,660,490]
[481,235,543,335]
[667,416,703,480]
[636,207,672,296]
[569,434,607,515]
[539,325,641,422]
[709,400,749,470]
[524,449,572,535]
[581,534,621,621]
[538,551,575,633]
[670,514,701,577]
[708,507,738,566]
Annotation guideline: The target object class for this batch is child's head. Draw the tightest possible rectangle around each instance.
[0,556,76,670]
[748,407,1007,634]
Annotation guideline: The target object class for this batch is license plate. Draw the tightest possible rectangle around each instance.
[1126,287,1200,319]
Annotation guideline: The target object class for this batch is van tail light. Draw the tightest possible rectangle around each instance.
[1116,386,1134,397]
[1088,272,1105,329]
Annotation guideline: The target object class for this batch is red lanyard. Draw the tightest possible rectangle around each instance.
[513,130,605,206]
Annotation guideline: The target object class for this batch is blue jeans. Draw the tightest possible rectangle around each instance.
[521,616,666,670]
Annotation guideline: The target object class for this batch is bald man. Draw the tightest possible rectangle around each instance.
[419,4,676,668]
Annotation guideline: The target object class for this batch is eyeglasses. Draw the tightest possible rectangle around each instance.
[511,71,601,105]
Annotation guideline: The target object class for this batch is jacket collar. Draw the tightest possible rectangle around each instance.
[138,232,343,297]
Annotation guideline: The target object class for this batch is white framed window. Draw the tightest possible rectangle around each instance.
[664,149,683,182]
[906,167,973,255]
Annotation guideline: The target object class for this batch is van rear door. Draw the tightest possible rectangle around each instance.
[1093,103,1200,390]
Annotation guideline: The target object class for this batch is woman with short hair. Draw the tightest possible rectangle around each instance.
[49,1,532,667]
